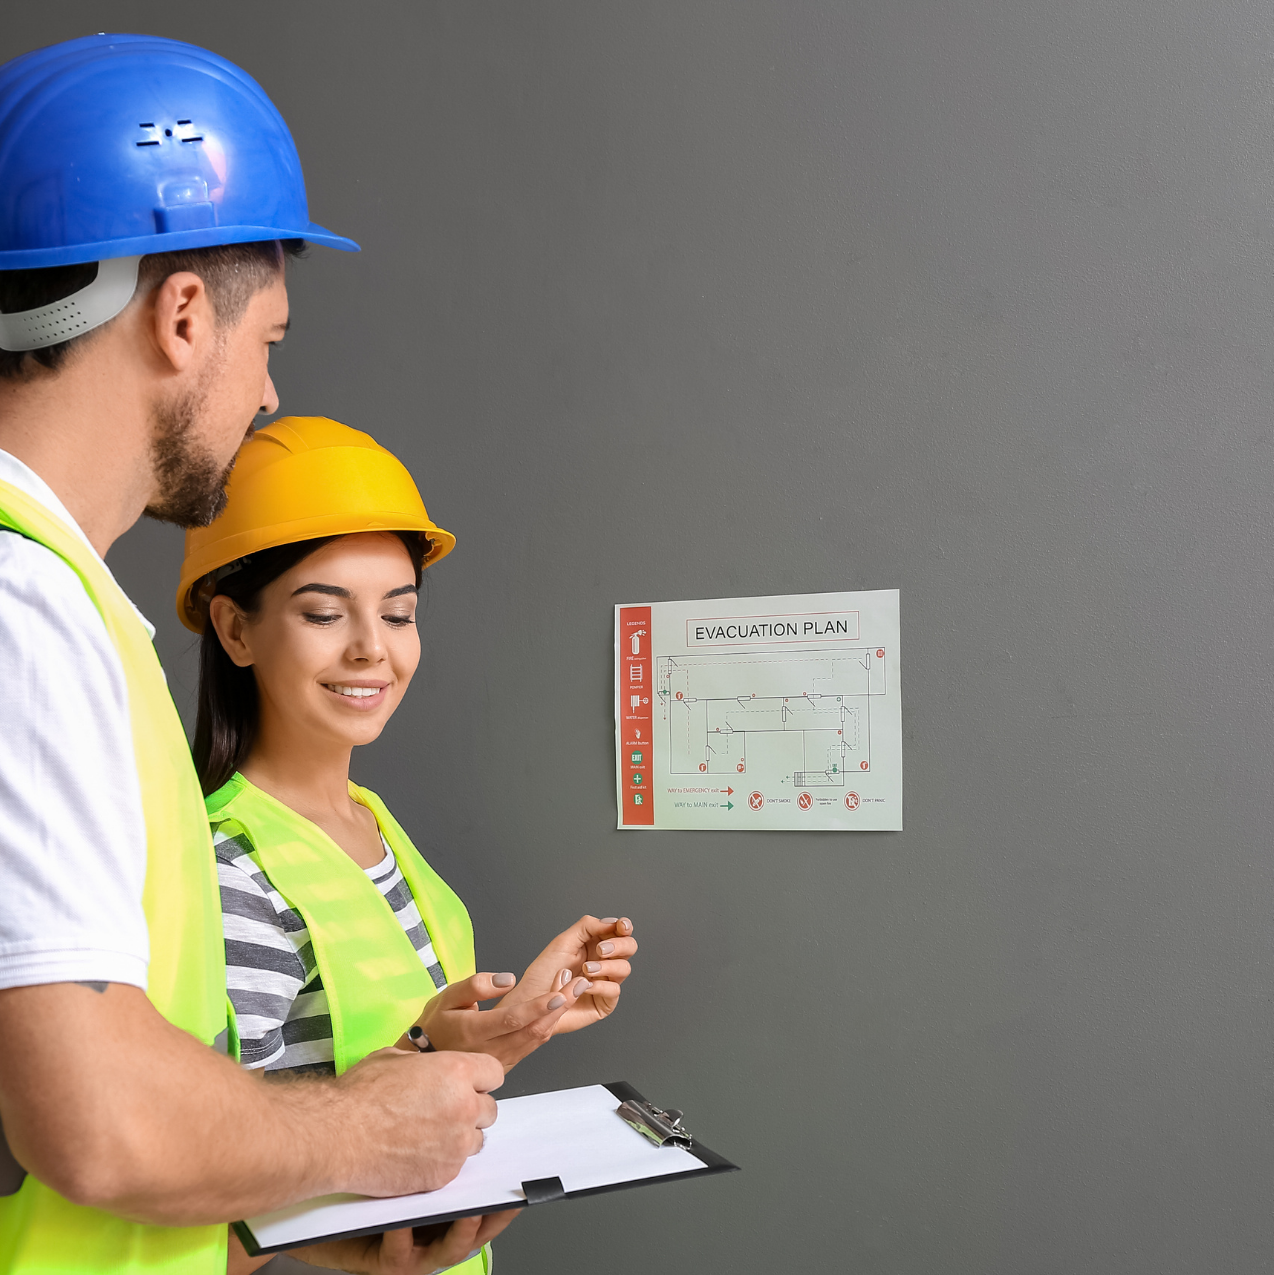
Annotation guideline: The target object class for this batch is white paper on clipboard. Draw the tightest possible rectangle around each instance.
[241,1084,713,1253]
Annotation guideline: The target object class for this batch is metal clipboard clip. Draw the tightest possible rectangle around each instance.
[616,1098,694,1149]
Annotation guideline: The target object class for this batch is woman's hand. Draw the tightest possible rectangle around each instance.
[498,916,637,1034]
[290,1209,518,1273]
[400,971,592,1072]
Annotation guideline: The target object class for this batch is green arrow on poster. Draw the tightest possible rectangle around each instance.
[721,801,733,810]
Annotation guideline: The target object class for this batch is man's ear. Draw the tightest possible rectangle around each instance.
[207,595,254,668]
[147,272,214,373]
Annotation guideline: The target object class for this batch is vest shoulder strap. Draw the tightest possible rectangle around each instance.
[0,479,224,1041]
[351,783,476,983]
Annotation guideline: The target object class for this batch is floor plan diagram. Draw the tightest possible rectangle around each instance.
[657,647,886,784]
[616,590,902,831]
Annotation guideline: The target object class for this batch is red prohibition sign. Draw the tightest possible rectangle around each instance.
[845,791,860,810]
[860,760,869,770]
[748,791,765,811]
[798,791,813,810]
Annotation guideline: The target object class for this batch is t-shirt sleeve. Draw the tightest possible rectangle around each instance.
[0,533,150,990]
[215,827,309,1069]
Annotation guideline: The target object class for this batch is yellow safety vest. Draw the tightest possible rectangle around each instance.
[206,774,490,1273]
[0,481,229,1274]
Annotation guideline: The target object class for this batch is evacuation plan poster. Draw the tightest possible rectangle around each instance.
[614,589,902,831]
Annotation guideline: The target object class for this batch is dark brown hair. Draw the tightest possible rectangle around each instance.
[193,532,426,796]
[0,239,304,381]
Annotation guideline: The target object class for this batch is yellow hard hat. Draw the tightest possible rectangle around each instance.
[176,416,455,633]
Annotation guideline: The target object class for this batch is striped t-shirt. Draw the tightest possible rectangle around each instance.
[214,824,447,1074]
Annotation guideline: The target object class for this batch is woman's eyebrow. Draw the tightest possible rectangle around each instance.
[291,583,352,599]
[383,584,419,599]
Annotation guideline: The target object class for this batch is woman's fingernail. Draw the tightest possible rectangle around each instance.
[548,994,566,1011]
[620,918,632,931]
[559,968,572,988]
[601,917,619,924]
[572,978,592,996]
[492,972,516,988]
[584,961,601,974]
[598,941,615,956]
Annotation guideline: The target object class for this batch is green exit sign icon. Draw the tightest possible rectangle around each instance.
[630,750,643,763]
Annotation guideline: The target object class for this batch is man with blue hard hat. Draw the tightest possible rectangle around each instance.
[0,33,512,1275]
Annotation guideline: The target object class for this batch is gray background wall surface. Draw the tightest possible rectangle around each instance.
[6,2,1274,1271]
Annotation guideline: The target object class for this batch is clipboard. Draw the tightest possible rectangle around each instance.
[235,1081,738,1257]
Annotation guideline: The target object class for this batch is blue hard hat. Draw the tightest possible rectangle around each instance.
[0,33,358,269]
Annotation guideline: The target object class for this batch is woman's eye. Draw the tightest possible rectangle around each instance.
[383,613,416,628]
[302,612,341,625]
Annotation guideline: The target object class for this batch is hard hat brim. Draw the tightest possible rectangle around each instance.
[178,519,455,634]
[0,222,358,270]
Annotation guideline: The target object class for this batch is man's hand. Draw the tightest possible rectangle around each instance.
[498,916,637,1033]
[291,1210,519,1274]
[401,971,592,1072]
[330,1048,502,1196]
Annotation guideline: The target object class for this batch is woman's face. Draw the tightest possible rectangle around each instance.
[219,532,421,752]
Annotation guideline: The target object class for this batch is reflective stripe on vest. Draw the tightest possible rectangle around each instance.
[204,774,488,1273]
[0,481,228,1274]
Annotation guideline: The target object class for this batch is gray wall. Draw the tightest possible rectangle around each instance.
[6,3,1274,1271]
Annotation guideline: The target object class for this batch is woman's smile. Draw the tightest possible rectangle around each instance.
[322,679,390,709]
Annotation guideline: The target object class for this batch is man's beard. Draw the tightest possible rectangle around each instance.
[143,388,241,530]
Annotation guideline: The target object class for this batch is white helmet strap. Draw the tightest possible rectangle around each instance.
[0,255,141,353]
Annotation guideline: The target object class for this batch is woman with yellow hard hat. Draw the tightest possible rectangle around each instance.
[177,417,638,1275]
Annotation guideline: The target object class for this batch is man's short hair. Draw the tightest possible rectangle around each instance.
[0,239,304,381]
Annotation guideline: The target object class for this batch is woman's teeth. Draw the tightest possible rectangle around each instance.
[326,684,381,698]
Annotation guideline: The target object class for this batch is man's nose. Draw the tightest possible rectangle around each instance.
[259,370,280,417]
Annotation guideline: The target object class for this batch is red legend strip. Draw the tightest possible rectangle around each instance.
[619,606,654,826]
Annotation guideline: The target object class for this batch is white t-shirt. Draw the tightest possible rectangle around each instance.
[0,448,151,991]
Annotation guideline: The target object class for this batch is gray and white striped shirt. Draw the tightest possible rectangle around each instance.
[214,825,447,1074]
